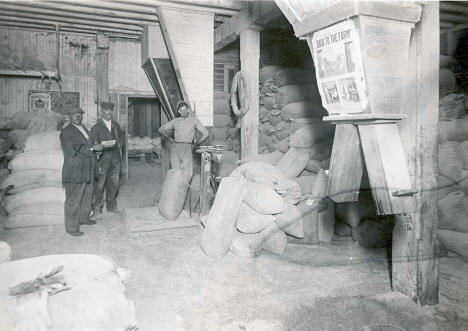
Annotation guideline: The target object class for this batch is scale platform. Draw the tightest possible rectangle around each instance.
[123,207,197,240]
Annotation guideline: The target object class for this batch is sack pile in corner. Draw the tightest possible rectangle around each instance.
[437,57,468,260]
[200,157,336,258]
[1,131,65,229]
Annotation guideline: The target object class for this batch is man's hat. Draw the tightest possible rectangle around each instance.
[101,101,115,110]
[68,106,85,115]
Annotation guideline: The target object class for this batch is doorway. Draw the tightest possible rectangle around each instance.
[128,97,160,138]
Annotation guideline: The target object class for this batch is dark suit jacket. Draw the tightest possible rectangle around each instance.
[90,119,123,160]
[60,124,95,184]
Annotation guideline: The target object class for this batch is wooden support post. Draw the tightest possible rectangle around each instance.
[359,123,417,215]
[239,28,260,159]
[392,2,439,305]
[96,33,109,118]
[328,124,363,202]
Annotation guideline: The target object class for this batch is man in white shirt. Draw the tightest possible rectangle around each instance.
[90,102,123,217]
[159,101,209,180]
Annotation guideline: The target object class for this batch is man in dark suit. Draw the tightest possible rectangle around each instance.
[90,101,123,217]
[60,106,102,236]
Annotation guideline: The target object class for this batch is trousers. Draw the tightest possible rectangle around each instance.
[64,182,93,233]
[170,143,193,180]
[94,154,121,212]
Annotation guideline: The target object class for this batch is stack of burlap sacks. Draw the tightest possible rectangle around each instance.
[258,65,394,248]
[0,254,137,331]
[127,136,161,154]
[0,131,64,229]
[200,115,338,257]
[3,111,63,158]
[258,66,329,159]
[437,57,468,261]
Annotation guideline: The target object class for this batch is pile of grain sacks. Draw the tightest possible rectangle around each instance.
[200,127,337,258]
[0,254,137,331]
[258,66,328,156]
[127,136,161,154]
[3,111,63,152]
[0,131,64,229]
[436,60,468,260]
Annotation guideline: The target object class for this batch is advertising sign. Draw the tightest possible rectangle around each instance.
[310,20,368,114]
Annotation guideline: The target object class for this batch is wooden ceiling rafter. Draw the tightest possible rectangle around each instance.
[0,3,158,27]
[0,0,242,39]
[0,15,142,37]
[0,10,144,33]
[0,21,141,39]
[21,0,160,21]
[113,0,242,16]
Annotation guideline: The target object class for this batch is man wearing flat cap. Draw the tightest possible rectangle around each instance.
[90,101,124,217]
[60,106,103,236]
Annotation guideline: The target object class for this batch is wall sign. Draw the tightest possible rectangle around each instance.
[29,92,51,112]
[28,90,80,114]
[310,20,368,115]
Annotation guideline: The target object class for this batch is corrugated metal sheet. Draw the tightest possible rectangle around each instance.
[0,27,56,71]
[108,38,154,93]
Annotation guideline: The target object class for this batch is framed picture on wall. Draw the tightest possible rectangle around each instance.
[28,90,80,114]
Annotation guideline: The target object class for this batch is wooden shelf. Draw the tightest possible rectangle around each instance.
[0,69,58,78]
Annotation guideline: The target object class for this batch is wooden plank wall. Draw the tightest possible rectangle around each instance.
[108,38,155,94]
[0,26,154,128]
[214,43,240,93]
[0,27,56,71]
[0,27,98,126]
[157,7,214,126]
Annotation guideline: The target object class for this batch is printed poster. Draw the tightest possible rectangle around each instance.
[29,90,80,114]
[310,20,368,114]
[29,92,51,112]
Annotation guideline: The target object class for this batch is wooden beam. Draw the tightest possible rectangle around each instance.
[96,34,110,106]
[440,21,456,30]
[214,2,282,52]
[440,13,468,25]
[214,16,238,52]
[239,28,259,159]
[392,2,439,305]
[43,0,159,15]
[0,69,58,78]
[275,0,421,38]
[327,124,363,203]
[20,1,159,22]
[440,1,468,15]
[0,22,141,39]
[116,0,242,16]
[0,3,158,26]
[0,16,142,36]
[0,10,143,32]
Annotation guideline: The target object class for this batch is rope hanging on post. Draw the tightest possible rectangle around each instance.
[230,71,251,128]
